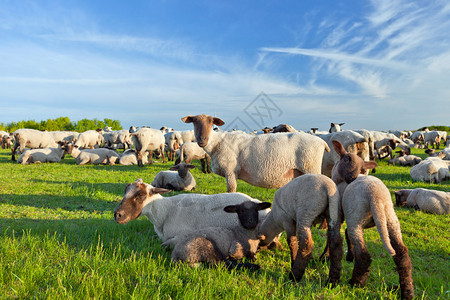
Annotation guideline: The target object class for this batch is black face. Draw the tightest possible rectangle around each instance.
[395,192,406,207]
[338,154,362,184]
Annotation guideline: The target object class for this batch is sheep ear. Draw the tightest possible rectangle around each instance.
[186,164,196,169]
[223,205,237,213]
[134,178,144,184]
[362,161,378,170]
[151,187,171,195]
[213,117,225,126]
[257,202,272,210]
[169,165,179,171]
[332,140,347,157]
[339,123,345,126]
[181,116,194,123]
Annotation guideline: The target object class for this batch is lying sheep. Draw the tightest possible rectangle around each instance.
[258,174,343,284]
[410,157,450,183]
[113,179,272,248]
[388,154,422,166]
[151,163,196,191]
[17,141,66,164]
[11,128,58,161]
[174,142,211,173]
[395,188,450,215]
[66,143,120,165]
[119,149,149,165]
[331,140,414,300]
[75,129,104,149]
[170,201,271,268]
[182,114,330,192]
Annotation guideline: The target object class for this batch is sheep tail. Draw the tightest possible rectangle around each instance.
[370,199,396,256]
[324,143,331,152]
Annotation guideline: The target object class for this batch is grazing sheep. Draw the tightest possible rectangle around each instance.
[66,143,120,165]
[395,188,450,215]
[17,141,66,164]
[119,149,149,165]
[410,131,425,144]
[11,128,58,161]
[423,131,441,149]
[329,122,345,133]
[174,142,211,173]
[258,174,343,283]
[75,129,104,149]
[151,163,196,191]
[113,179,272,248]
[2,134,13,149]
[331,140,414,300]
[370,131,408,153]
[103,129,132,150]
[410,157,450,183]
[130,127,166,166]
[170,201,271,268]
[181,114,330,192]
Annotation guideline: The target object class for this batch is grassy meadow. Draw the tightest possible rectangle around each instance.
[0,146,449,299]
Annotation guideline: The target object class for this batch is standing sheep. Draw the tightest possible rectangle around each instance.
[258,174,343,284]
[170,201,271,268]
[130,127,166,166]
[174,142,211,173]
[11,128,58,161]
[329,123,345,133]
[395,188,450,215]
[151,163,196,191]
[181,114,330,192]
[75,129,104,149]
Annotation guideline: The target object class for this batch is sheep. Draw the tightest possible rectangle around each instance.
[130,127,166,166]
[160,126,174,133]
[113,178,272,248]
[0,130,9,148]
[151,163,196,191]
[261,127,273,134]
[329,122,345,133]
[75,129,104,149]
[2,133,13,149]
[441,147,450,160]
[174,142,211,173]
[103,129,132,150]
[388,155,422,166]
[309,128,329,135]
[370,131,408,152]
[423,131,441,149]
[272,124,297,133]
[395,188,450,215]
[392,130,407,139]
[316,130,370,177]
[410,157,450,183]
[66,143,120,165]
[410,131,425,144]
[170,201,271,268]
[353,129,375,160]
[331,140,414,300]
[164,131,183,161]
[181,114,330,192]
[119,149,149,165]
[258,174,343,283]
[48,131,78,143]
[11,128,58,161]
[17,141,66,164]
[374,144,393,159]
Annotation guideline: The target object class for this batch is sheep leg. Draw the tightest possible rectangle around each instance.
[160,145,166,163]
[389,227,414,299]
[348,226,371,287]
[288,226,313,282]
[206,155,212,173]
[327,223,343,284]
[200,158,207,173]
[225,173,237,193]
[345,228,354,262]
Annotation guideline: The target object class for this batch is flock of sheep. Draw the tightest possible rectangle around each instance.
[2,114,450,300]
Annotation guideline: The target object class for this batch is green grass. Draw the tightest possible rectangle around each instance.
[0,147,449,299]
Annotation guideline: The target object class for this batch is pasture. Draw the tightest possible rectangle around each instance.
[0,147,449,299]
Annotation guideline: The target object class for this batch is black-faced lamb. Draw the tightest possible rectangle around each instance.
[395,188,450,215]
[329,122,345,133]
[258,174,343,283]
[181,114,330,192]
[151,163,196,191]
[11,128,58,161]
[174,142,211,173]
[118,149,149,165]
[331,140,414,300]
[170,201,271,268]
[66,143,120,165]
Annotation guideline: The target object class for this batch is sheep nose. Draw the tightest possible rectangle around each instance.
[114,211,122,222]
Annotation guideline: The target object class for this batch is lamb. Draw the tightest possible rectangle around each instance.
[151,163,196,191]
[11,128,58,161]
[103,129,132,150]
[17,141,66,164]
[0,130,10,148]
[160,126,174,133]
[2,133,13,149]
[181,114,330,192]
[410,131,425,144]
[329,122,345,133]
[170,201,271,268]
[113,178,272,248]
[272,124,297,133]
[436,130,448,145]
[388,155,422,166]
[424,148,446,158]
[174,142,211,173]
[258,174,343,283]
[423,131,441,149]
[130,127,166,166]
[410,157,450,183]
[75,129,104,149]
[66,143,120,165]
[331,140,414,300]
[164,131,183,161]
[119,149,149,165]
[395,188,450,215]
[370,131,408,152]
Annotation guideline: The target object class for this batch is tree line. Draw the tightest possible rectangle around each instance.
[0,117,123,132]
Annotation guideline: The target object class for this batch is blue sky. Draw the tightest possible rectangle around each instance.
[1,0,449,132]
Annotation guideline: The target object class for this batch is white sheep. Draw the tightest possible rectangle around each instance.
[388,155,422,166]
[113,179,272,248]
[170,201,271,268]
[272,124,297,133]
[66,143,120,165]
[329,122,345,133]
[48,131,78,143]
[103,129,132,149]
[181,114,330,192]
[395,188,450,215]
[75,129,104,149]
[309,128,329,135]
[258,174,343,284]
[11,128,58,161]
[130,127,166,165]
[410,157,450,183]
[164,131,183,161]
[151,163,196,191]
[423,131,441,149]
[17,142,66,164]
[410,131,425,144]
[174,142,211,173]
[119,149,149,165]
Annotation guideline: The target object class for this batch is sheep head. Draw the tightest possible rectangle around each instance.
[170,163,195,179]
[394,189,412,207]
[181,114,225,147]
[224,201,271,230]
